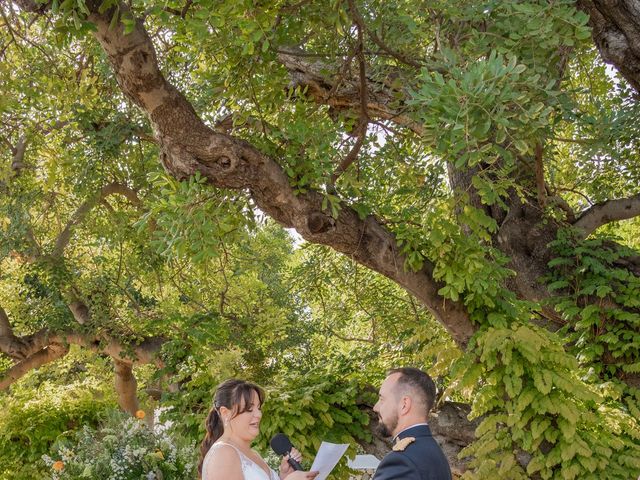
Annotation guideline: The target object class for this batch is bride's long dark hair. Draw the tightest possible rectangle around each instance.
[198,378,265,478]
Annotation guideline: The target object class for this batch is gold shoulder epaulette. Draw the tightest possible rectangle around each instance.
[392,437,415,452]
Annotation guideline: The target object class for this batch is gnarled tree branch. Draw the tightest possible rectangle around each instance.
[573,192,640,238]
[0,343,69,390]
[0,304,165,393]
[0,327,165,369]
[0,300,166,418]
[82,2,475,347]
[277,51,425,135]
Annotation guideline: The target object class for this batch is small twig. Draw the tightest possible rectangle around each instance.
[273,0,314,28]
[330,127,366,185]
[0,8,20,55]
[326,326,375,344]
[279,0,314,13]
[556,187,594,206]
[0,135,15,153]
[534,142,546,207]
[0,38,15,59]
[275,49,333,58]
[349,4,422,69]
[371,119,404,138]
[552,136,597,145]
[179,0,193,17]
[329,0,370,186]
[218,243,230,314]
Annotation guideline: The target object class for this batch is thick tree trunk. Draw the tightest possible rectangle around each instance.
[114,360,140,415]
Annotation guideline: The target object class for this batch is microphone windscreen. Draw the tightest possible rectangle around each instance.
[270,433,293,455]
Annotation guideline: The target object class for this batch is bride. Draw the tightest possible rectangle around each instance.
[199,379,319,480]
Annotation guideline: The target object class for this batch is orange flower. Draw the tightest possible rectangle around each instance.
[135,410,145,419]
[52,461,64,471]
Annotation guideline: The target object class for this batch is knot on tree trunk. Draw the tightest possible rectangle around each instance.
[307,211,336,234]
[600,28,629,64]
[215,155,236,172]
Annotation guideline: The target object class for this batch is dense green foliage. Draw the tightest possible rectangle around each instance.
[0,350,116,479]
[2,0,640,478]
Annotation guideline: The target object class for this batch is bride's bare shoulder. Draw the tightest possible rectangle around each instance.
[202,444,243,480]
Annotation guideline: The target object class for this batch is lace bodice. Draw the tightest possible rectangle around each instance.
[202,442,279,480]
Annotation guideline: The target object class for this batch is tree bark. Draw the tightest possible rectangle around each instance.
[0,343,69,390]
[573,193,640,238]
[578,0,640,94]
[114,360,140,416]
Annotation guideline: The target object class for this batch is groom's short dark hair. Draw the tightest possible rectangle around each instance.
[389,367,436,414]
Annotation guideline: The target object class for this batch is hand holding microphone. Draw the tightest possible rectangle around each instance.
[270,433,319,479]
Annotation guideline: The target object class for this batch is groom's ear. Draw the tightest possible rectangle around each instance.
[399,395,412,415]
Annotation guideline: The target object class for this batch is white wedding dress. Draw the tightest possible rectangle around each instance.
[202,442,280,480]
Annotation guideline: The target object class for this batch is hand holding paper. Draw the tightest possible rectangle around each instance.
[309,441,349,480]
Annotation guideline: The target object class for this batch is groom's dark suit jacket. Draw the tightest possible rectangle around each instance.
[372,424,451,480]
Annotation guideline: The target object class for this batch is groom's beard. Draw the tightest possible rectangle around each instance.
[374,412,398,438]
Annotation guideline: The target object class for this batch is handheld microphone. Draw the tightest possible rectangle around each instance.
[270,433,303,471]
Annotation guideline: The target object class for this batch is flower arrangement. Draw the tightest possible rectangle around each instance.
[43,409,197,479]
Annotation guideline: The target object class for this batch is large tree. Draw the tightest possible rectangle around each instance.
[2,0,640,477]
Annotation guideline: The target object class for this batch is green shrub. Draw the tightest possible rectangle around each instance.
[0,381,112,480]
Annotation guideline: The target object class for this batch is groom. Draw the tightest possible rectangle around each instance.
[372,367,451,480]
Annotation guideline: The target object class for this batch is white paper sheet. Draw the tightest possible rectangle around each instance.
[309,441,349,480]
